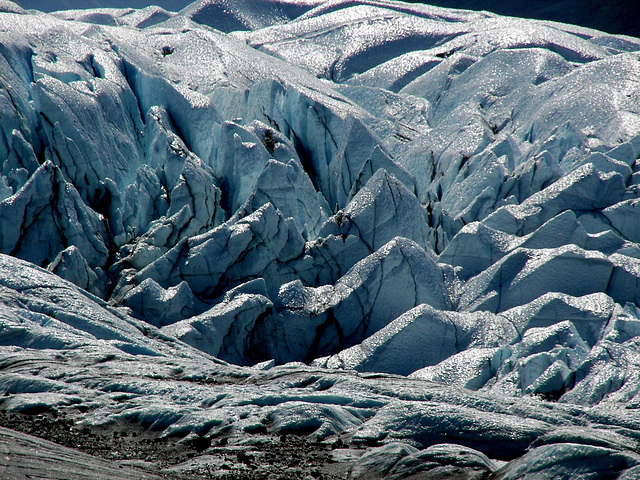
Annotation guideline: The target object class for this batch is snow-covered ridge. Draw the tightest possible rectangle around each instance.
[2,0,640,476]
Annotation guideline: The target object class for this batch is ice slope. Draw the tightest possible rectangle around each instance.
[2,0,640,477]
[0,426,167,480]
[3,252,640,477]
[16,0,191,13]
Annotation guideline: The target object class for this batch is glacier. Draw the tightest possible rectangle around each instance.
[2,0,640,477]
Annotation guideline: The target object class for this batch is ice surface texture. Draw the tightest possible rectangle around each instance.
[2,0,640,477]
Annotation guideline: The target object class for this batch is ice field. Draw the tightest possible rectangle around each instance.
[2,0,640,477]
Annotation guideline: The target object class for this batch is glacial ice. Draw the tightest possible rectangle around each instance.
[349,442,498,479]
[2,0,640,477]
[319,168,428,252]
[314,304,516,376]
[0,161,109,270]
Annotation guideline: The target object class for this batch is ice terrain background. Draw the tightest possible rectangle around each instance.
[2,0,640,477]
